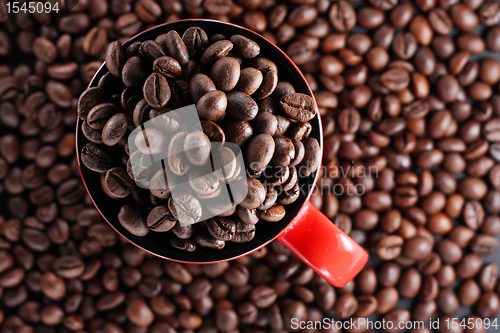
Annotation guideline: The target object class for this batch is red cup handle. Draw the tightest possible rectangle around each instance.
[278,201,368,287]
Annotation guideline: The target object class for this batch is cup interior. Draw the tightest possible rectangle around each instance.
[76,19,322,263]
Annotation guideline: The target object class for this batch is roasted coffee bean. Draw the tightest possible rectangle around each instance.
[230,35,260,59]
[225,91,259,122]
[234,177,266,210]
[183,131,211,166]
[153,56,182,79]
[182,27,208,59]
[200,40,233,67]
[253,57,278,99]
[280,93,318,122]
[105,40,125,78]
[83,27,107,56]
[81,143,113,173]
[232,221,255,243]
[87,103,118,130]
[52,256,85,279]
[196,90,227,120]
[469,234,499,255]
[188,168,220,197]
[259,205,286,222]
[297,137,321,176]
[143,72,170,108]
[169,238,197,252]
[195,230,225,249]
[162,30,189,65]
[247,134,275,172]
[135,127,166,155]
[169,192,202,225]
[138,40,166,64]
[478,263,498,292]
[211,57,240,92]
[199,121,224,146]
[380,68,410,92]
[211,146,238,182]
[118,204,149,236]
[122,56,147,89]
[329,1,356,32]
[207,217,235,241]
[147,205,176,232]
[104,167,134,199]
[102,113,128,146]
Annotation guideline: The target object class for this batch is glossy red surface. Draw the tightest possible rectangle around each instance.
[278,201,369,287]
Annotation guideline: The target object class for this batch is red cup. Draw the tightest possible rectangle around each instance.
[76,19,368,287]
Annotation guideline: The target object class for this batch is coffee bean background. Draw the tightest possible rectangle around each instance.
[1,0,500,332]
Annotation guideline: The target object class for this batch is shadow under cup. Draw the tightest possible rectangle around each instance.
[76,19,321,263]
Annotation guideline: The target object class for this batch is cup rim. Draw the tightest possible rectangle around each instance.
[76,18,323,264]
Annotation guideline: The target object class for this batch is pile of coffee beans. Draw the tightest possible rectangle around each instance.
[1,0,500,332]
[78,26,321,250]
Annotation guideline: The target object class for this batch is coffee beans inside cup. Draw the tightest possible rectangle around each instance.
[79,27,321,251]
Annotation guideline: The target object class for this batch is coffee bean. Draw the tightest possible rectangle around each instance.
[329,1,356,32]
[247,134,275,172]
[207,217,235,241]
[211,57,240,92]
[160,31,188,66]
[104,167,134,199]
[126,299,154,327]
[33,37,58,64]
[188,168,220,198]
[476,291,500,318]
[200,121,225,146]
[135,127,166,156]
[380,68,410,92]
[196,90,227,120]
[478,263,498,292]
[189,73,216,103]
[40,271,66,301]
[234,177,265,210]
[252,57,278,99]
[146,205,176,232]
[451,4,479,32]
[102,113,128,146]
[83,27,107,56]
[280,93,318,122]
[195,230,225,249]
[142,72,170,108]
[212,146,238,181]
[169,192,202,225]
[200,40,233,67]
[118,204,149,236]
[393,32,417,60]
[230,35,260,59]
[226,91,258,121]
[232,221,255,243]
[469,234,499,255]
[46,80,73,108]
[105,41,125,78]
[182,27,209,60]
[259,205,286,222]
[169,238,197,252]
[78,87,107,120]
[87,103,118,130]
[52,256,85,279]
[183,131,211,166]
